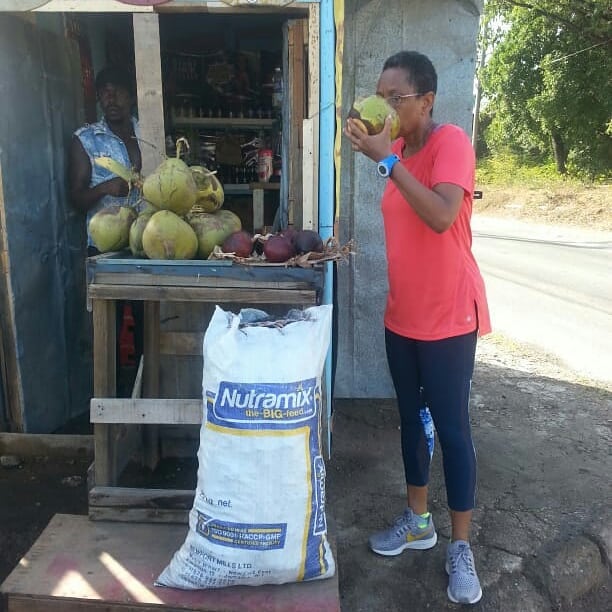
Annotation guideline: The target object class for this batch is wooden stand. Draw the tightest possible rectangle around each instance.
[0,514,340,612]
[86,254,325,523]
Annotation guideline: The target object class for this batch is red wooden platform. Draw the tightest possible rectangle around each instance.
[0,514,340,612]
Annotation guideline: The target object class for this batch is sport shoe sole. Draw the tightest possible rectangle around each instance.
[370,530,438,556]
[445,562,483,604]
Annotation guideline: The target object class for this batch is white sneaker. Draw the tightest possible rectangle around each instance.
[446,540,483,604]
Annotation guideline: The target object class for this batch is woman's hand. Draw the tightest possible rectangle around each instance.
[343,115,395,163]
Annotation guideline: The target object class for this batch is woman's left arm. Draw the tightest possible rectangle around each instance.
[389,168,464,233]
[344,116,464,233]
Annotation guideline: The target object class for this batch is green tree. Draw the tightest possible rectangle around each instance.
[479,0,611,178]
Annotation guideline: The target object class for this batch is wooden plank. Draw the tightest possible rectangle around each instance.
[116,326,144,475]
[133,14,165,176]
[157,1,313,14]
[288,18,306,228]
[307,3,320,120]
[88,507,189,524]
[6,596,168,612]
[92,300,141,485]
[303,2,320,230]
[0,158,24,431]
[252,187,265,232]
[1,514,340,611]
[157,301,207,401]
[87,257,323,284]
[93,272,313,290]
[91,398,202,425]
[0,433,93,458]
[92,300,116,487]
[35,1,153,11]
[92,300,116,397]
[143,302,161,470]
[302,117,317,231]
[160,331,203,356]
[31,1,315,14]
[88,284,318,304]
[89,486,194,509]
[143,301,160,403]
[112,423,142,483]
[291,22,305,152]
[0,311,14,431]
[89,484,193,525]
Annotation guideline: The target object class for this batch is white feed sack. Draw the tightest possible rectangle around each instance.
[157,304,335,589]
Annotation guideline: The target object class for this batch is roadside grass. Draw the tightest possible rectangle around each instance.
[476,153,561,187]
[474,155,612,230]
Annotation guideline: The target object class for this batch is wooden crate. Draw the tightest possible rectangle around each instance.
[86,254,326,523]
[0,514,340,612]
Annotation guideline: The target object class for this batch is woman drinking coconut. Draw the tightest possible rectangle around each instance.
[344,50,491,605]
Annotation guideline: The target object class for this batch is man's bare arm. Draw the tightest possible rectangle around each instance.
[69,136,128,213]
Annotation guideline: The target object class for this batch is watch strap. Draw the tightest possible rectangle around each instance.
[378,153,400,177]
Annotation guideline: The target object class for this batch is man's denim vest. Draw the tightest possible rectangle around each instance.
[75,117,141,245]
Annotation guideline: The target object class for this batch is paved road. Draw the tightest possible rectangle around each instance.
[472,215,612,384]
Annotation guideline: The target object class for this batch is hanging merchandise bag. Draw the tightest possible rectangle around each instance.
[156,304,335,589]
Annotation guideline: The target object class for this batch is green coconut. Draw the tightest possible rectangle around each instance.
[140,200,157,215]
[142,210,198,260]
[187,209,242,259]
[190,166,225,213]
[348,95,400,140]
[129,211,154,258]
[142,138,198,216]
[88,205,137,253]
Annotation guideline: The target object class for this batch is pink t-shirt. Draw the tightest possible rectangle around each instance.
[381,124,491,341]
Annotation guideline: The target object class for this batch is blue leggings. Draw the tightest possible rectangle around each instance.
[385,328,478,511]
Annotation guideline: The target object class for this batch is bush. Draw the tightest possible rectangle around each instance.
[476,152,559,187]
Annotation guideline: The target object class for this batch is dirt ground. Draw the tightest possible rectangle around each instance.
[1,335,610,610]
[328,340,611,611]
[1,183,610,609]
[0,455,91,587]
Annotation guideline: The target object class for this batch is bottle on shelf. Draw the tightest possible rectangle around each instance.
[257,149,273,183]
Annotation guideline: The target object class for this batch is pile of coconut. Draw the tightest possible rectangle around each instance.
[89,138,355,266]
[88,138,241,260]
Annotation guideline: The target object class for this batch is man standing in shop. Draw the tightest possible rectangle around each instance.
[69,65,143,391]
[70,64,142,238]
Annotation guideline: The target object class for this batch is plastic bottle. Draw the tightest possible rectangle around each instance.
[419,407,435,459]
[272,67,283,110]
[257,149,273,183]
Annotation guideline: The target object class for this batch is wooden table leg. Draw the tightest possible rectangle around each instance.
[142,301,161,470]
[93,299,116,487]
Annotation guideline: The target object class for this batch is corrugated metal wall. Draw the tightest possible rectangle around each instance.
[0,14,91,432]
